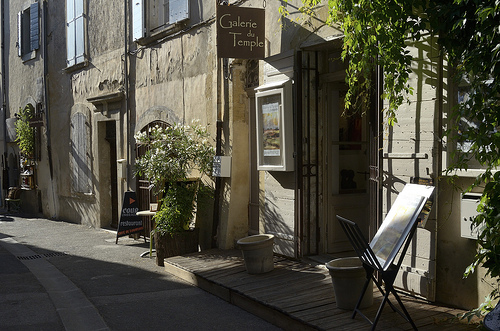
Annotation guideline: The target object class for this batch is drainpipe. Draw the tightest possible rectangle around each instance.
[294,51,303,257]
[212,58,223,248]
[435,50,444,247]
[124,0,130,190]
[212,0,227,248]
[1,0,8,195]
[41,0,57,217]
[42,1,52,178]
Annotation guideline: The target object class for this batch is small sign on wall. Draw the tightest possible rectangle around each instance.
[217,5,265,59]
[212,156,231,177]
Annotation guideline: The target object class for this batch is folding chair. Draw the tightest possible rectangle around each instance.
[5,187,22,212]
[337,183,435,330]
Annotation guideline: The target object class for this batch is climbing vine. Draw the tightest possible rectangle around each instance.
[283,0,500,306]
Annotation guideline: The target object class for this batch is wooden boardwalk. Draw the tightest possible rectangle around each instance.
[164,249,478,330]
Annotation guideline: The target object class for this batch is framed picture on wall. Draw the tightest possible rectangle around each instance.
[255,80,294,171]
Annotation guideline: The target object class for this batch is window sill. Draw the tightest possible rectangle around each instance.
[134,22,185,46]
[21,50,37,62]
[63,60,89,73]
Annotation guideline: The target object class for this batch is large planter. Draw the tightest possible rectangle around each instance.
[326,257,373,310]
[237,234,274,274]
[155,228,199,266]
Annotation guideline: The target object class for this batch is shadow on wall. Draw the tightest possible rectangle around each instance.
[262,172,295,258]
[59,195,98,227]
[195,182,215,251]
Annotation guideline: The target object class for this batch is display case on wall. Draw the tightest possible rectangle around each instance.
[255,79,294,171]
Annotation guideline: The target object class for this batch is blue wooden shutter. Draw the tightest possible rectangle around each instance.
[30,2,39,51]
[169,0,189,24]
[132,0,144,41]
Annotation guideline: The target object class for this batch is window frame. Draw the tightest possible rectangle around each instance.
[444,79,499,177]
[66,0,87,69]
[132,0,190,43]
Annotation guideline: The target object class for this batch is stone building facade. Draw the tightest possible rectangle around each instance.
[0,0,493,309]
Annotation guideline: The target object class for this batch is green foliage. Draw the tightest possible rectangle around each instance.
[154,182,198,236]
[134,121,215,193]
[134,121,215,235]
[15,104,35,157]
[287,0,500,304]
[463,172,500,291]
[434,0,500,303]
[281,0,421,119]
[454,294,494,323]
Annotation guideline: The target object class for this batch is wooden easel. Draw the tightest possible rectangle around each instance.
[337,184,435,330]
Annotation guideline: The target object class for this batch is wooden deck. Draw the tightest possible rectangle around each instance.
[164,249,478,330]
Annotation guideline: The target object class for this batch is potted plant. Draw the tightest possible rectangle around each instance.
[15,104,36,190]
[134,121,215,266]
[15,104,35,157]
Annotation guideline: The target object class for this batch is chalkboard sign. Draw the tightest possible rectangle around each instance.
[116,191,144,243]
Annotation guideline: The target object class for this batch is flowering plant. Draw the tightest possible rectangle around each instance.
[134,121,215,235]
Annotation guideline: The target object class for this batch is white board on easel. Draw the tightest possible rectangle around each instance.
[370,184,435,270]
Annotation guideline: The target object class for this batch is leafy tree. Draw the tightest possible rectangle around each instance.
[283,0,500,306]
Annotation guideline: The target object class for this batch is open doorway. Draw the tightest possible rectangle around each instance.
[297,48,379,258]
[98,120,118,228]
[324,86,370,253]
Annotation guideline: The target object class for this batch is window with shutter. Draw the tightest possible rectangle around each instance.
[17,2,39,60]
[66,0,86,68]
[132,0,189,42]
[71,112,92,194]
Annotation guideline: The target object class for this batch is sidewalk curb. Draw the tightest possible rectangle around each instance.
[0,236,109,331]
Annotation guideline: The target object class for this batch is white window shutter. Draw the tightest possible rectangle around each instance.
[17,12,22,57]
[132,0,145,40]
[75,15,85,62]
[74,0,85,64]
[30,2,39,51]
[71,112,91,193]
[67,25,75,66]
[66,0,75,66]
[169,0,189,24]
[66,0,86,66]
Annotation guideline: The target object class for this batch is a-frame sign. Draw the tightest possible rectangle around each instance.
[116,191,144,243]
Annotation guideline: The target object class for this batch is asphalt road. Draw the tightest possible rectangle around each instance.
[0,212,281,331]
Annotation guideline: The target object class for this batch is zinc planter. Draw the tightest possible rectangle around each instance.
[326,257,373,310]
[237,234,274,274]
